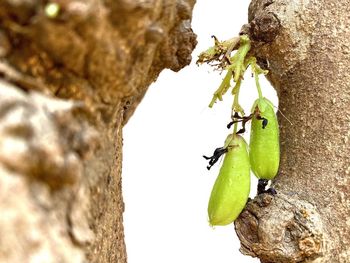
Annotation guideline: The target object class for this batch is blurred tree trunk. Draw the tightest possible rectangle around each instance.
[235,0,350,262]
[0,0,196,262]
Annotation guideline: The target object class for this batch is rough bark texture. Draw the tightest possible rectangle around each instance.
[235,1,350,263]
[0,0,196,262]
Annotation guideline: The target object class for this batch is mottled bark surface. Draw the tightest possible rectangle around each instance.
[0,0,196,262]
[235,0,350,262]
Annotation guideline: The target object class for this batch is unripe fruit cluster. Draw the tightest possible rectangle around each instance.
[208,97,279,226]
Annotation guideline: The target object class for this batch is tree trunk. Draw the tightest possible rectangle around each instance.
[235,0,350,262]
[0,1,196,262]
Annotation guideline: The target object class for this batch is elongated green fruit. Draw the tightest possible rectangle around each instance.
[250,98,280,180]
[208,134,250,226]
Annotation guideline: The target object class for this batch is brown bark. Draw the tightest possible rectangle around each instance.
[235,0,350,262]
[0,0,196,262]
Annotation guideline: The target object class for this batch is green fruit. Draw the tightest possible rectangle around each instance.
[249,98,280,180]
[208,134,250,226]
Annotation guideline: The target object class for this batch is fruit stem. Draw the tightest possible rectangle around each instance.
[249,57,268,100]
[254,71,263,99]
[232,78,244,114]
[233,122,238,134]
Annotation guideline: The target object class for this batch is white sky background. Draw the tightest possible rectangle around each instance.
[123,1,278,263]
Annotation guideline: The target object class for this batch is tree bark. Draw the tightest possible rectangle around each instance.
[235,0,350,262]
[0,1,196,262]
